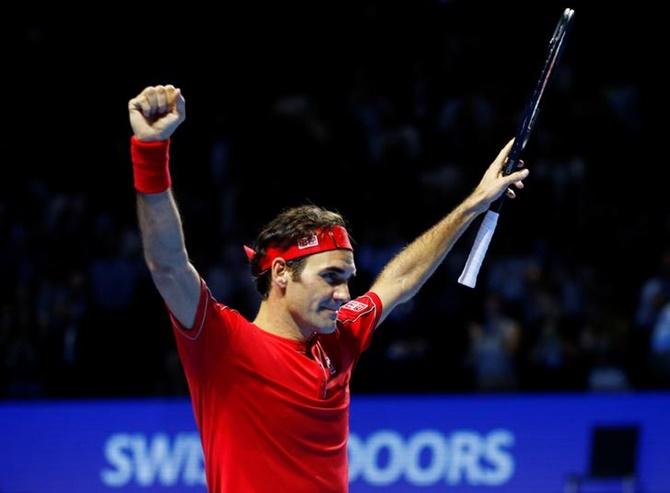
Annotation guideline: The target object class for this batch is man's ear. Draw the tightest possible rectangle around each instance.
[271,258,289,289]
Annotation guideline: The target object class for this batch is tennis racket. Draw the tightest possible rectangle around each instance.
[458,7,575,288]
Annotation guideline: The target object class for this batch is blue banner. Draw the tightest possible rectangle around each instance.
[1,394,668,492]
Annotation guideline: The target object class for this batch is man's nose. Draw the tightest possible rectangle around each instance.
[333,284,350,304]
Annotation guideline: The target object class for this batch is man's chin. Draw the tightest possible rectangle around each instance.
[317,320,338,334]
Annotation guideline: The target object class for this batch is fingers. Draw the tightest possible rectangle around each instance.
[165,84,177,106]
[495,138,515,164]
[511,161,526,189]
[155,87,168,114]
[127,96,142,112]
[507,167,529,184]
[502,168,529,201]
[505,175,526,199]
[511,160,525,190]
[146,89,158,117]
[129,85,183,119]
[128,95,152,116]
[477,140,530,203]
[175,89,186,120]
[128,87,156,118]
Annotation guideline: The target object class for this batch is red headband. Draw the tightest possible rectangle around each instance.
[244,225,353,274]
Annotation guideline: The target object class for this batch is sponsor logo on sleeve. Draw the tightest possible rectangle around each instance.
[341,300,368,312]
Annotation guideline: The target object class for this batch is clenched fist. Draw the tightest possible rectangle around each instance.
[128,85,186,141]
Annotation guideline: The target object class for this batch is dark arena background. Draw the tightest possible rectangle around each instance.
[1,2,666,492]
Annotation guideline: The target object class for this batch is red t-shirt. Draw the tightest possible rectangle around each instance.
[169,279,382,493]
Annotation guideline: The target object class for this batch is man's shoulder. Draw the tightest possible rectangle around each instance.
[210,300,250,324]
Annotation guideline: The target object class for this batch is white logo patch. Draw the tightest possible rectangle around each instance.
[342,300,367,312]
[297,234,319,249]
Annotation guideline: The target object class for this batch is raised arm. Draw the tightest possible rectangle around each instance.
[370,139,529,324]
[129,85,200,328]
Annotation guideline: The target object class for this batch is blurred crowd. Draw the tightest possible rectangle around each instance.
[1,3,661,398]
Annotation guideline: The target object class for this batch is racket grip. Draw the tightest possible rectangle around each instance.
[458,210,499,288]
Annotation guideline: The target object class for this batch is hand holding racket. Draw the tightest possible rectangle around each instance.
[458,7,575,288]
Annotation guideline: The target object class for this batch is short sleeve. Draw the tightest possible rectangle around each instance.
[336,292,383,355]
[166,278,235,385]
[167,278,215,340]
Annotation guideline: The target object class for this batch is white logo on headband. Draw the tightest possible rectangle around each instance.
[297,234,319,249]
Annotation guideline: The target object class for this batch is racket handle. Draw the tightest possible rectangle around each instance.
[458,210,499,288]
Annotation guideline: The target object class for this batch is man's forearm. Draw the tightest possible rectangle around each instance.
[375,195,482,303]
[136,190,189,272]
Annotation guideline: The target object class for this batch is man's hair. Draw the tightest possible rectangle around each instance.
[251,205,347,298]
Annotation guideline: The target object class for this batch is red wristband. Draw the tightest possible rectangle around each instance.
[130,136,172,193]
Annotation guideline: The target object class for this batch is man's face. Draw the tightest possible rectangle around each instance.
[285,249,356,334]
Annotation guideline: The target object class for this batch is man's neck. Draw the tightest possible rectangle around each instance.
[253,298,311,342]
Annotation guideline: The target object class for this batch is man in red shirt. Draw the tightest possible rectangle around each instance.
[128,84,528,492]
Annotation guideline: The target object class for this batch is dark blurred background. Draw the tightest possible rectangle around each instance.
[1,1,664,399]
